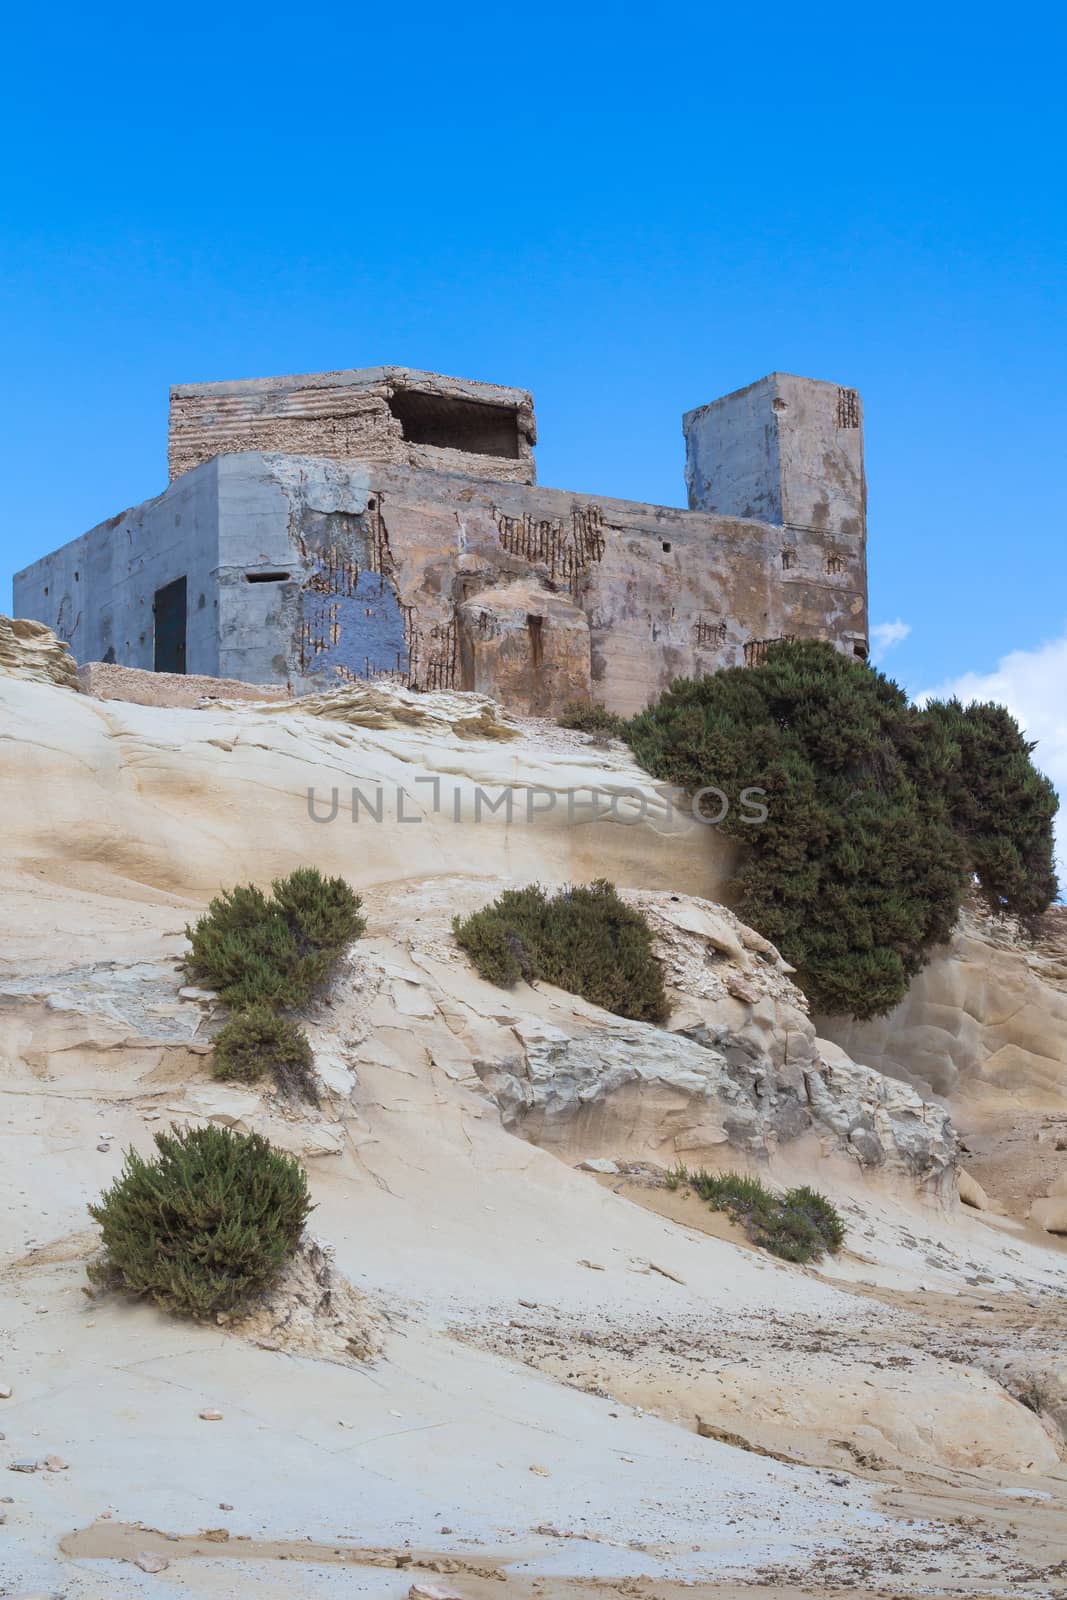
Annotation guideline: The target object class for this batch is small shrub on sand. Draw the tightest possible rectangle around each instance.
[667,1166,845,1264]
[184,867,365,1010]
[453,879,668,1024]
[557,701,629,739]
[212,1006,317,1102]
[88,1124,312,1320]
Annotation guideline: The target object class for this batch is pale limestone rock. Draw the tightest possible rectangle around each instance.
[0,616,80,691]
[231,678,520,741]
[176,1085,260,1127]
[986,1354,1067,1452]
[390,979,437,1018]
[0,675,728,962]
[810,1039,957,1188]
[461,953,955,1185]
[134,1553,170,1573]
[820,905,1067,1110]
[259,1119,346,1159]
[704,1350,1060,1474]
[312,1045,358,1097]
[226,1240,383,1365]
[326,879,959,1186]
[165,1081,342,1155]
[958,1169,992,1210]
[1031,1170,1067,1234]
[657,899,747,963]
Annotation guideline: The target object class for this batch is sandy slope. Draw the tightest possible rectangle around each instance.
[2,672,1067,1597]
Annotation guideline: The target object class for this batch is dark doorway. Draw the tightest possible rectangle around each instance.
[153,577,187,673]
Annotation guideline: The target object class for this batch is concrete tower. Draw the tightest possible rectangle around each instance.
[683,373,866,541]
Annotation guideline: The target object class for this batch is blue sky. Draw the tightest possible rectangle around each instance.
[2,1,1065,810]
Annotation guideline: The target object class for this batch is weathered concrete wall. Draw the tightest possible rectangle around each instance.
[206,452,868,713]
[12,461,222,675]
[14,368,869,716]
[169,366,537,487]
[684,373,866,543]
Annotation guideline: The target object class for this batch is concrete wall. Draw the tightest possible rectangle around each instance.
[206,451,868,712]
[13,462,221,675]
[683,373,866,542]
[214,456,301,685]
[169,366,537,487]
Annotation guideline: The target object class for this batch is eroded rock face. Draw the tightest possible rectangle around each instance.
[471,1009,955,1188]
[819,905,1067,1111]
[0,675,729,956]
[808,1041,958,1184]
[227,1239,384,1364]
[0,852,958,1196]
[0,616,80,690]
[224,678,522,740]
[372,881,959,1191]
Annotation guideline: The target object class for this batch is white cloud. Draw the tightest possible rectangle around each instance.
[870,618,911,657]
[919,626,1067,887]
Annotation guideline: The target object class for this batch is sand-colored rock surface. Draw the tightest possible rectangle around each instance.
[77,658,290,706]
[0,613,80,689]
[0,673,734,971]
[820,903,1067,1232]
[3,652,1067,1596]
[1031,1170,1067,1234]
[821,903,1067,1111]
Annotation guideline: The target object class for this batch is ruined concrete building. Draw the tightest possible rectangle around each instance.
[13,366,868,715]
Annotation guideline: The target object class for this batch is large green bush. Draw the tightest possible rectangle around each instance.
[627,642,965,1017]
[212,1005,317,1102]
[923,698,1059,919]
[184,867,365,1010]
[625,641,1058,1018]
[88,1124,311,1319]
[453,879,669,1024]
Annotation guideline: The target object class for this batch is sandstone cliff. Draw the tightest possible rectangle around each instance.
[2,629,1067,1598]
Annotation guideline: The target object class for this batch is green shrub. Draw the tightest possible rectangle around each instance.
[667,1165,845,1264]
[88,1124,312,1319]
[626,641,970,1018]
[453,879,669,1024]
[782,1184,847,1253]
[625,644,1059,1018]
[212,1006,317,1102]
[558,701,629,739]
[922,698,1059,919]
[184,867,365,1010]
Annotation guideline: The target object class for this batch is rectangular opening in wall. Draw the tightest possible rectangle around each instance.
[388,389,521,459]
[245,570,291,583]
[526,613,544,669]
[153,576,187,674]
